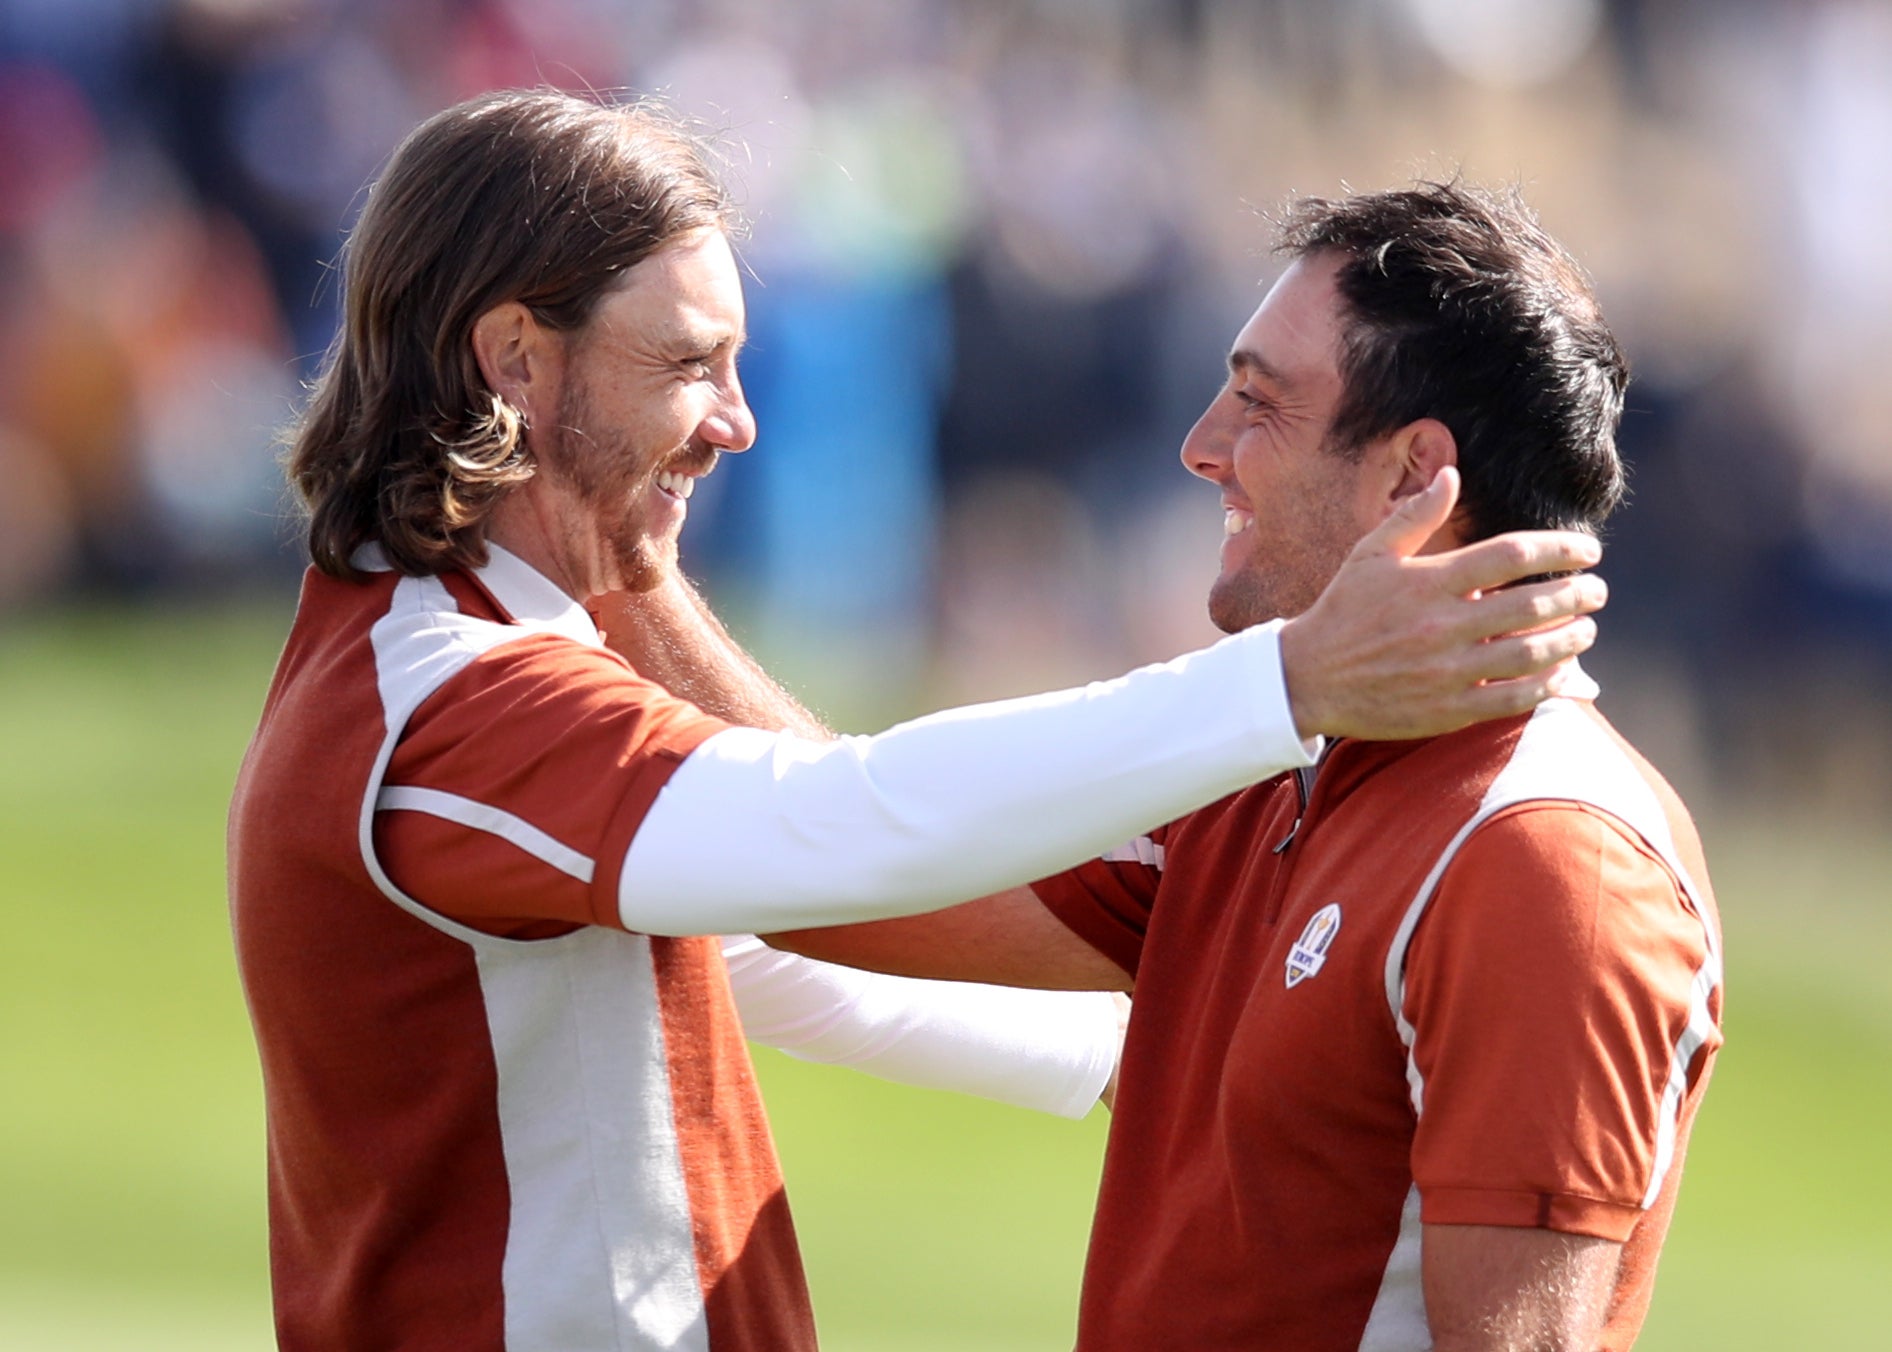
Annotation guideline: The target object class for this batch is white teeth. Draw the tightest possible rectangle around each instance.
[1224,509,1251,537]
[656,470,696,500]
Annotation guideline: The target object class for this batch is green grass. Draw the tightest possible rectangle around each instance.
[0,600,1886,1349]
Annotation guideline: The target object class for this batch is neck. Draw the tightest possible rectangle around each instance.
[485,483,605,600]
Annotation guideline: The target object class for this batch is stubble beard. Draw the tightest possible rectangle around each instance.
[1206,503,1362,636]
[1207,568,1319,636]
[1207,571,1282,635]
[545,382,679,594]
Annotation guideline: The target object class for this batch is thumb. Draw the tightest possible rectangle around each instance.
[1355,465,1459,561]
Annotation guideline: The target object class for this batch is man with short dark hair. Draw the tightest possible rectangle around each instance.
[230,90,1609,1350]
[776,182,1721,1351]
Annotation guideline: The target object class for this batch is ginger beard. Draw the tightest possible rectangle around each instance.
[541,366,715,594]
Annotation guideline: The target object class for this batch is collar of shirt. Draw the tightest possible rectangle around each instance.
[347,539,603,650]
[1559,660,1601,702]
[1310,659,1604,804]
[473,544,604,649]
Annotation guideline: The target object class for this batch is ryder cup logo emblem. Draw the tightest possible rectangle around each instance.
[1285,903,1343,988]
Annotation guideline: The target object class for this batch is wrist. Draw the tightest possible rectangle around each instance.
[1276,614,1328,742]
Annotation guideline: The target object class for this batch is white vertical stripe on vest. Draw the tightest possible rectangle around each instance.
[478,929,709,1350]
[1357,1185,1427,1350]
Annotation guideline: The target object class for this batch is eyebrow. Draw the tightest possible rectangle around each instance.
[671,327,747,357]
[1227,348,1293,388]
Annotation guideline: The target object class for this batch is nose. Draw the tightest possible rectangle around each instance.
[1181,397,1233,484]
[702,373,757,453]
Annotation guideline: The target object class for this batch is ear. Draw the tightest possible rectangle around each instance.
[1386,418,1457,498]
[1372,418,1463,550]
[471,301,561,426]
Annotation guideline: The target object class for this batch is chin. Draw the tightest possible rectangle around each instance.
[608,533,675,594]
[1208,603,1266,636]
[1210,578,1313,634]
[1207,578,1272,635]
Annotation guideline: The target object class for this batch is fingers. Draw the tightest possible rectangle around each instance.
[1462,617,1598,683]
[1280,503,1608,741]
[1447,660,1585,724]
[1355,466,1461,561]
[1453,573,1609,642]
[1434,528,1602,596]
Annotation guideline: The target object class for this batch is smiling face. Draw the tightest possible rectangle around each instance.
[481,225,755,597]
[542,226,755,593]
[1183,253,1389,634]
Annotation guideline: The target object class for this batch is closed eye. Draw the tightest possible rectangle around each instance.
[680,337,744,379]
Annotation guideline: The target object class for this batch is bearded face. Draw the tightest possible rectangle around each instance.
[540,372,709,592]
[497,227,752,599]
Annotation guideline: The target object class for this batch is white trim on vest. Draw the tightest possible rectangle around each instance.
[376,784,597,884]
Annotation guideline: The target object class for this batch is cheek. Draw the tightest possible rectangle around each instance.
[1229,436,1285,502]
[633,385,705,448]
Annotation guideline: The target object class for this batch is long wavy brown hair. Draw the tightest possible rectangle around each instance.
[288,89,732,579]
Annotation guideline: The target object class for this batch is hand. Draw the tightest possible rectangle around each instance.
[1279,468,1607,742]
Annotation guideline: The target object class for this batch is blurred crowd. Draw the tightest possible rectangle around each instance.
[2,0,1888,816]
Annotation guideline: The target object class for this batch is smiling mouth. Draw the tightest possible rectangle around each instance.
[655,450,720,502]
[655,468,698,500]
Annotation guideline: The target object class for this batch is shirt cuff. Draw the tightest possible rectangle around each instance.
[1420,1184,1643,1243]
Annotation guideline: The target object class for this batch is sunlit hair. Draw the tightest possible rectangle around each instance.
[1277,180,1629,540]
[288,89,733,579]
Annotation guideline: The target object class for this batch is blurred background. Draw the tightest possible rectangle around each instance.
[1,0,1888,1347]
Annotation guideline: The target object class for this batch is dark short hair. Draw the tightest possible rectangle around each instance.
[1277,181,1628,539]
[288,89,734,579]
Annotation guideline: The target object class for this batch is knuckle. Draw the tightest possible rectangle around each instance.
[1497,538,1534,574]
[1521,632,1561,668]
[1492,635,1543,679]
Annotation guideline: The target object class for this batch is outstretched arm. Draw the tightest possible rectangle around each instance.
[772,469,1608,990]
[765,886,1131,991]
[722,934,1124,1118]
[579,467,1605,949]
[597,574,1129,1111]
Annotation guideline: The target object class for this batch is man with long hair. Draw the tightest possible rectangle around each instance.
[230,93,1606,1349]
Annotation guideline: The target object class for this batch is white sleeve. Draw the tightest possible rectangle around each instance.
[619,619,1318,935]
[719,935,1119,1119]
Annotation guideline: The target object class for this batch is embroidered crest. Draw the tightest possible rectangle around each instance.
[1285,903,1343,988]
